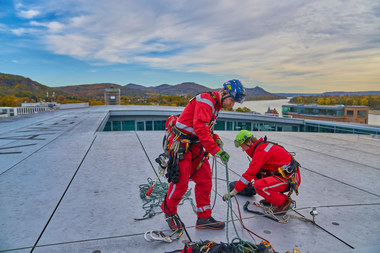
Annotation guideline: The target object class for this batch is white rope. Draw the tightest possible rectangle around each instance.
[259,202,293,224]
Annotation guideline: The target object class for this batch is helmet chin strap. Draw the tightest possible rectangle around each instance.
[242,143,252,148]
[221,91,231,106]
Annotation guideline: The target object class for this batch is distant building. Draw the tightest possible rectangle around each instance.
[0,107,17,117]
[265,107,279,117]
[104,86,121,105]
[21,101,60,110]
[282,104,369,124]
[1,102,61,117]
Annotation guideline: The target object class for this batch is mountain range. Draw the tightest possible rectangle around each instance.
[3,73,379,101]
[0,73,283,99]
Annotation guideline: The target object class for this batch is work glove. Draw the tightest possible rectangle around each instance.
[215,138,224,149]
[222,189,238,201]
[216,150,230,164]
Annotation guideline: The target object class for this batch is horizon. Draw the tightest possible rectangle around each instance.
[2,72,380,94]
[1,1,379,93]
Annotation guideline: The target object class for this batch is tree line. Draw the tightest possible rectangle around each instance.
[289,95,380,110]
[0,94,191,107]
[0,94,254,114]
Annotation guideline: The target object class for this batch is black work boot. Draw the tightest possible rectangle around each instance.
[196,216,225,230]
[165,213,183,231]
[274,199,292,213]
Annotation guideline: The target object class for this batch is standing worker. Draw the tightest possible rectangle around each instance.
[162,79,246,230]
[223,130,301,213]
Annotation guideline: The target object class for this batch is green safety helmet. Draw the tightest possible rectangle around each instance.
[234,130,253,147]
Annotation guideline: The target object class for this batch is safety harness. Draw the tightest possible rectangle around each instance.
[164,92,220,184]
[252,136,301,197]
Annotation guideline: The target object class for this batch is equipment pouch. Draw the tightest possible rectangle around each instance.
[283,159,300,175]
[178,147,186,160]
[165,153,180,184]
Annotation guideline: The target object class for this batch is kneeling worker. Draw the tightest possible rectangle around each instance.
[223,130,301,212]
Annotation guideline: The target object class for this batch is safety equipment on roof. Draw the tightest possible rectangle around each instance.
[155,153,168,176]
[229,181,256,197]
[165,145,185,184]
[223,79,246,103]
[165,115,178,132]
[216,150,230,164]
[177,240,274,253]
[275,158,300,196]
[144,230,182,243]
[172,126,200,143]
[165,126,200,184]
[234,130,253,147]
[165,213,183,231]
[156,115,179,177]
[243,201,293,223]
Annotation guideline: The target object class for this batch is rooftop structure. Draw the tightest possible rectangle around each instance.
[265,107,279,117]
[282,104,369,124]
[1,105,380,252]
[0,102,60,118]
[104,87,121,105]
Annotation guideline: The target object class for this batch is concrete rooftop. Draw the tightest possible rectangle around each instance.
[1,106,380,253]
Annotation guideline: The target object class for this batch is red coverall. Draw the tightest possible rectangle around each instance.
[234,138,301,207]
[161,91,222,219]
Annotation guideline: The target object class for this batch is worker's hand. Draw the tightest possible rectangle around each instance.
[216,150,230,164]
[222,189,238,201]
[216,138,224,149]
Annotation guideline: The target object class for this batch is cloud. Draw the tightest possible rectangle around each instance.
[29,21,65,33]
[8,0,380,91]
[17,9,41,19]
[11,28,28,36]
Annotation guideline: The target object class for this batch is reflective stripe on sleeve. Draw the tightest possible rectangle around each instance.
[239,176,250,185]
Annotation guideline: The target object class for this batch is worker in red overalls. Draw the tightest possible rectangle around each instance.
[162,80,246,230]
[223,130,301,213]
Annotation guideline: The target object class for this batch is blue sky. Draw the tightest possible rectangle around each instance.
[1,0,379,92]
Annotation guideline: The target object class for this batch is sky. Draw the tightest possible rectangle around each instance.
[0,0,379,93]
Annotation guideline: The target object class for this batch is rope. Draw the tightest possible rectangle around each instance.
[234,198,271,244]
[224,163,241,244]
[211,156,218,210]
[224,162,274,253]
[135,177,196,221]
[259,203,291,224]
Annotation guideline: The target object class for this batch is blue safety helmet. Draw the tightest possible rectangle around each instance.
[223,79,246,103]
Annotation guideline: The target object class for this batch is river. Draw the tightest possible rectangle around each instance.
[234,99,380,126]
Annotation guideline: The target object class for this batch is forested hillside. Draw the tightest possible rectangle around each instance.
[0,72,283,107]
[290,95,380,110]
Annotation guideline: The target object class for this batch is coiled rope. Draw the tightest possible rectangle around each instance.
[135,177,197,221]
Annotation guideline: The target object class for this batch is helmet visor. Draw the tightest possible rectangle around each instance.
[230,91,246,103]
[234,139,242,148]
